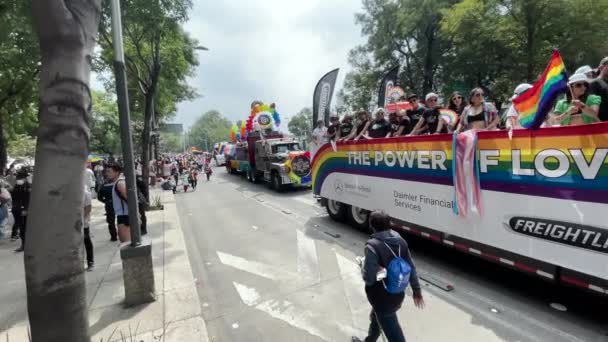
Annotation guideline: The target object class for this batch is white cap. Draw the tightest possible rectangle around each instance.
[425,92,439,101]
[575,65,593,75]
[511,83,533,100]
[568,73,590,85]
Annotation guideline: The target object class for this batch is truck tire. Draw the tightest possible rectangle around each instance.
[271,172,284,192]
[347,205,371,232]
[326,199,348,222]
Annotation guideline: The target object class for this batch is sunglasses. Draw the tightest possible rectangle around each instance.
[474,93,484,97]
[453,96,462,101]
[573,83,587,88]
[427,98,437,102]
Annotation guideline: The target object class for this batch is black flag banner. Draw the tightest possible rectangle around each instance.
[377,65,400,108]
[313,68,340,127]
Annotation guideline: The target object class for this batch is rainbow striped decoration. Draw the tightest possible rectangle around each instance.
[439,109,459,127]
[312,123,608,204]
[513,50,568,129]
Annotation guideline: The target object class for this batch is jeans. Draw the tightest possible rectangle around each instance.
[364,310,406,342]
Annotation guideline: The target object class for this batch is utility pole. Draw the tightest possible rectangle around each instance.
[110,0,155,306]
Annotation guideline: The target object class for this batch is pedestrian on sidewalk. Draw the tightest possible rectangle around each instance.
[11,168,31,252]
[136,175,148,235]
[181,171,190,192]
[352,211,425,342]
[98,169,118,241]
[0,182,11,238]
[83,185,94,271]
[107,163,131,242]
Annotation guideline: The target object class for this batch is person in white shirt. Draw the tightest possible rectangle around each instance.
[85,164,96,193]
[505,83,533,130]
[311,119,328,157]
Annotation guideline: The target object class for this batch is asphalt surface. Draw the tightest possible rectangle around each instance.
[176,166,608,342]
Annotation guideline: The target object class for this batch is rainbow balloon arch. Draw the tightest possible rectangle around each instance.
[231,102,281,143]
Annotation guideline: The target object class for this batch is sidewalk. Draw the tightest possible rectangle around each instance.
[0,188,209,341]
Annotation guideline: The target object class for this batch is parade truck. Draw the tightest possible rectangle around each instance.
[312,123,608,295]
[229,131,312,191]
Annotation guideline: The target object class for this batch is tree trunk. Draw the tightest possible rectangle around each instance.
[27,1,101,341]
[141,93,154,201]
[0,116,7,175]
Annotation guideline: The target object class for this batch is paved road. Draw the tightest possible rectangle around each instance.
[176,166,608,342]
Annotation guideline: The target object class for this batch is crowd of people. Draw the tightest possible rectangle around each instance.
[313,57,608,147]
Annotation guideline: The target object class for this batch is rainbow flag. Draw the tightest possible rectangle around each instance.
[513,50,568,129]
[439,108,459,127]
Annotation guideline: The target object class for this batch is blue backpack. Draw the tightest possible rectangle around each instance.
[381,241,412,294]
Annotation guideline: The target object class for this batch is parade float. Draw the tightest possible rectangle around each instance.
[312,52,608,294]
[226,102,312,191]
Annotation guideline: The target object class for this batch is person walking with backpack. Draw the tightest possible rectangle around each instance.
[98,169,118,241]
[352,211,425,342]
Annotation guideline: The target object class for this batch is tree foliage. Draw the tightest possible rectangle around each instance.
[7,134,36,158]
[188,110,232,151]
[0,0,40,169]
[341,0,608,107]
[288,108,313,140]
[159,132,183,153]
[90,91,120,156]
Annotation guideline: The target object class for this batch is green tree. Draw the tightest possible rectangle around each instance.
[0,1,40,171]
[90,90,120,156]
[159,132,183,153]
[27,0,102,340]
[440,0,608,102]
[288,108,313,141]
[98,0,198,197]
[188,110,232,151]
[7,134,36,158]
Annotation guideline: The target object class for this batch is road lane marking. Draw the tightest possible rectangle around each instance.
[297,230,320,283]
[233,282,261,306]
[335,252,368,330]
[292,196,317,206]
[255,299,330,341]
[217,251,295,280]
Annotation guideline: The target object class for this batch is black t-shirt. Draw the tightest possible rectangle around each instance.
[406,107,425,130]
[389,118,408,136]
[327,123,339,139]
[590,78,608,122]
[368,119,391,138]
[339,122,353,138]
[422,108,441,134]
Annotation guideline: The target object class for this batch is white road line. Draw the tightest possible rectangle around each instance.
[292,196,317,206]
[297,230,320,283]
[217,251,293,280]
[335,252,368,331]
[255,299,330,341]
[233,282,261,306]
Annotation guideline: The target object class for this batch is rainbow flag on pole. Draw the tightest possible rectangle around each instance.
[513,50,568,129]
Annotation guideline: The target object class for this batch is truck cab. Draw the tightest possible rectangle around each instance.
[242,133,311,191]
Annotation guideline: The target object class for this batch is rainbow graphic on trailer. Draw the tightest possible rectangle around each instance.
[312,123,608,205]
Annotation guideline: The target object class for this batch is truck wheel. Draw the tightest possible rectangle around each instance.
[271,172,283,192]
[326,199,348,221]
[348,206,371,232]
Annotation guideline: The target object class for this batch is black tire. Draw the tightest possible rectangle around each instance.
[347,205,371,232]
[326,199,348,222]
[271,172,283,192]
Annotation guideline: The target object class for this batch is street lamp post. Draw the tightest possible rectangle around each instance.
[110,0,155,306]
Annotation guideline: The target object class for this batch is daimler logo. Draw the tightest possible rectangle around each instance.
[507,216,608,254]
[334,179,344,194]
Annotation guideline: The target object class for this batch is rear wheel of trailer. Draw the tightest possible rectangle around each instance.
[325,198,348,221]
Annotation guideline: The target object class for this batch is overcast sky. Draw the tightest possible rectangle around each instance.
[172,0,365,129]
